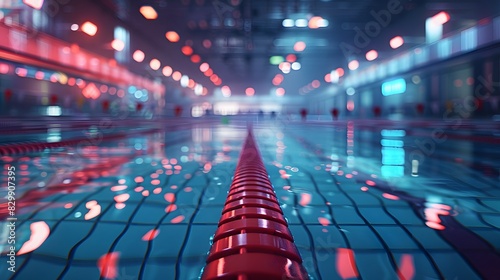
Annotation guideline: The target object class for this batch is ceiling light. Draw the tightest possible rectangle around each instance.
[348,60,359,70]
[295,19,308,27]
[162,66,173,77]
[282,19,294,27]
[139,6,158,20]
[390,36,404,49]
[149,59,161,70]
[81,21,97,36]
[111,39,125,51]
[199,62,210,72]
[245,87,255,96]
[165,31,180,42]
[365,50,378,61]
[133,50,145,62]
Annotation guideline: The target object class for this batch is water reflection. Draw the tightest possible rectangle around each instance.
[380,129,406,177]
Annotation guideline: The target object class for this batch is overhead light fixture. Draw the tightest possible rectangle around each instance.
[365,50,378,61]
[282,19,294,27]
[245,87,255,96]
[295,19,308,27]
[162,66,173,77]
[81,21,98,36]
[149,59,161,70]
[133,50,145,62]
[111,39,125,51]
[139,6,158,20]
[390,36,404,49]
[348,60,359,71]
[165,31,180,42]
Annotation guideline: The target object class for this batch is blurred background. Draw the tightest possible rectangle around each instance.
[0,0,499,120]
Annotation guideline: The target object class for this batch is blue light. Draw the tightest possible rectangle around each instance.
[382,78,406,96]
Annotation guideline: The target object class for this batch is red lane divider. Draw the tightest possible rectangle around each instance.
[0,128,159,156]
[201,130,309,280]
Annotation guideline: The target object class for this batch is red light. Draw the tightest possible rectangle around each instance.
[276,87,285,96]
[181,46,193,56]
[204,68,213,76]
[336,68,345,77]
[336,248,359,279]
[308,16,322,29]
[390,36,404,49]
[324,73,331,83]
[203,39,212,48]
[293,41,306,52]
[312,80,320,88]
[347,100,355,111]
[221,86,231,97]
[35,71,44,80]
[210,74,218,83]
[0,63,9,74]
[199,62,210,72]
[190,54,201,63]
[432,11,450,25]
[286,54,297,63]
[245,87,255,96]
[15,67,27,77]
[82,83,101,99]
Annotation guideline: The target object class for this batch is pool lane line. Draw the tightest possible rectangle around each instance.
[200,129,310,280]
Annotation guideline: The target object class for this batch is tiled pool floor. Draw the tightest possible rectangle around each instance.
[1,119,499,279]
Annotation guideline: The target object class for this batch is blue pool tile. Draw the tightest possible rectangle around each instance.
[149,224,188,258]
[385,207,425,225]
[14,257,66,280]
[332,206,366,225]
[373,225,419,250]
[481,213,500,228]
[428,251,481,279]
[341,226,384,250]
[308,225,347,249]
[142,261,176,279]
[72,222,126,260]
[358,207,397,225]
[33,220,93,259]
[192,206,223,224]
[112,224,155,259]
[355,251,399,280]
[405,226,453,250]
